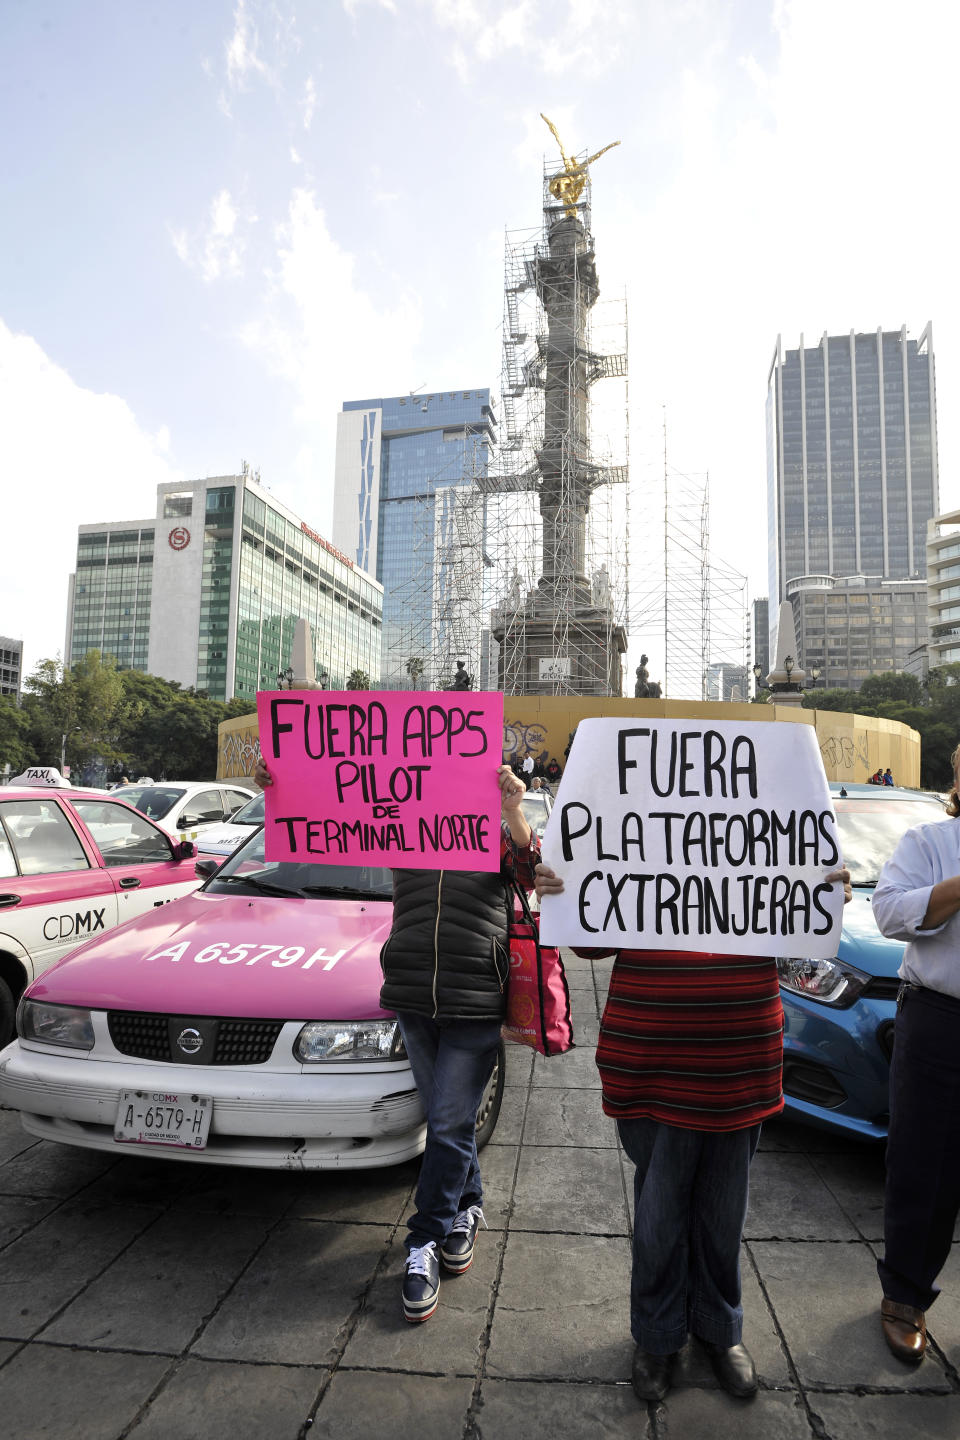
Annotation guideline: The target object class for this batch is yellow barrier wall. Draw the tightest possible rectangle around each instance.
[219,697,920,788]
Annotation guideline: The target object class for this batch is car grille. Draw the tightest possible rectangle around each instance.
[782,1058,847,1109]
[108,1012,284,1065]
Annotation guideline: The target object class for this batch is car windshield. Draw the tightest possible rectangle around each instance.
[112,785,185,821]
[207,827,393,899]
[834,796,948,886]
[227,792,265,826]
[520,792,552,834]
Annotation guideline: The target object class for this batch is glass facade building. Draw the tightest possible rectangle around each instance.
[67,528,154,674]
[332,390,495,688]
[0,636,23,700]
[66,475,382,703]
[767,325,938,689]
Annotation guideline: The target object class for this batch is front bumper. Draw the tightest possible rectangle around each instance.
[779,991,896,1141]
[0,1041,425,1170]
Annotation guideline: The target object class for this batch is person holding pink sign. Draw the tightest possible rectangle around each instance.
[255,757,539,1325]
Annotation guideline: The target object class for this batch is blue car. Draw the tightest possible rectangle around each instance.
[777,782,948,1141]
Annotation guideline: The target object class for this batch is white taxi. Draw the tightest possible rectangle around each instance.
[0,769,200,1044]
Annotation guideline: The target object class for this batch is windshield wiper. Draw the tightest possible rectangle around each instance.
[212,873,296,897]
[296,884,391,900]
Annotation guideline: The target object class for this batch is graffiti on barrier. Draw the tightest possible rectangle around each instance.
[819,735,855,771]
[503,720,549,760]
[219,727,261,779]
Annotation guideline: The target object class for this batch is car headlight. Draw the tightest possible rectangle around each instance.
[295,1020,406,1063]
[19,1000,95,1050]
[776,956,871,1009]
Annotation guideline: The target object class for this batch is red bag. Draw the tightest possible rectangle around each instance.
[502,884,575,1057]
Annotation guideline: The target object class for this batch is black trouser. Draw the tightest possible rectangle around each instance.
[878,983,960,1310]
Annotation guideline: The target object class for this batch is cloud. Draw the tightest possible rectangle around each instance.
[0,321,182,673]
[239,188,423,416]
[301,75,317,130]
[225,0,272,89]
[342,0,397,15]
[169,188,251,283]
[420,0,633,75]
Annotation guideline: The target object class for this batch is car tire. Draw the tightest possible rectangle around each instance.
[0,976,15,1049]
[475,1038,506,1150]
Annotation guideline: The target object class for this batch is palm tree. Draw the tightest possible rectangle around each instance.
[405,656,425,689]
[346,668,370,690]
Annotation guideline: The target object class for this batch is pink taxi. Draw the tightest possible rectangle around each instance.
[0,774,200,1045]
[0,828,505,1170]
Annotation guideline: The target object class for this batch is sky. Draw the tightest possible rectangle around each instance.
[2,0,958,689]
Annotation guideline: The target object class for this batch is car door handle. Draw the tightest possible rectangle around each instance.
[118,877,141,890]
[0,893,21,908]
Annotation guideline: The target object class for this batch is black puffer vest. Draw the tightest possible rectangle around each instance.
[379,866,511,1021]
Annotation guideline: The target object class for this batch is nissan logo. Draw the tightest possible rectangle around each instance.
[176,1028,203,1056]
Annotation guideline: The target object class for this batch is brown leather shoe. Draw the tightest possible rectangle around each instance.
[881,1298,926,1362]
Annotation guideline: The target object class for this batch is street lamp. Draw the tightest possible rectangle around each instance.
[809,666,822,688]
[277,666,294,689]
[60,726,81,773]
[318,667,329,690]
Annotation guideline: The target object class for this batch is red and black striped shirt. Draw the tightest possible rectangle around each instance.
[591,948,784,1132]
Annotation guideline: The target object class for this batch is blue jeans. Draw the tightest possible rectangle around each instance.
[617,1117,761,1354]
[397,1012,502,1249]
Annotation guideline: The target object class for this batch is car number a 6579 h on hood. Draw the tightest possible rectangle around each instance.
[25,890,397,1022]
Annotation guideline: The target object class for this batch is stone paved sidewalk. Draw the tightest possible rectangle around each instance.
[1,951,959,1438]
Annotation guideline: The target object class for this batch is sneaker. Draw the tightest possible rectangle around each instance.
[402,1241,440,1323]
[440,1204,487,1274]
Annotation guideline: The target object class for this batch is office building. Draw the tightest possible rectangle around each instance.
[752,598,769,690]
[0,636,23,700]
[332,390,495,689]
[705,662,749,702]
[926,508,960,670]
[66,473,382,702]
[786,574,926,687]
[767,325,939,688]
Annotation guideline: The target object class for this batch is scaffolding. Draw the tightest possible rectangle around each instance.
[631,417,749,701]
[484,161,629,696]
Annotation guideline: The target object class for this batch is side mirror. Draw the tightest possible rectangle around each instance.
[178,813,199,829]
[173,840,198,861]
[194,856,219,879]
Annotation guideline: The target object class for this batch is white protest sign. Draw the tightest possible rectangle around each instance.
[538,718,845,958]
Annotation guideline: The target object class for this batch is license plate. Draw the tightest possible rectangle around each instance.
[114,1089,212,1150]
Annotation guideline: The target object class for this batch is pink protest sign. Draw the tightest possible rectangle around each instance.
[256,690,505,872]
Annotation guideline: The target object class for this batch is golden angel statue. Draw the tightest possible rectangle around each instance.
[541,113,620,218]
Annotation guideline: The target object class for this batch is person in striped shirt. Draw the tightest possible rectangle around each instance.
[534,861,851,1404]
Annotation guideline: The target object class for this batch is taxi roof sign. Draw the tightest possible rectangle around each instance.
[9,767,73,788]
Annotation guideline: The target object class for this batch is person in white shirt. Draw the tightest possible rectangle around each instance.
[871,756,960,1364]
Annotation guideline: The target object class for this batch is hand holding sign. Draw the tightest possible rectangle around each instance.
[256,690,506,871]
[537,718,846,959]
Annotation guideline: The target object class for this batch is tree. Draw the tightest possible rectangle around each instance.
[800,687,863,713]
[405,656,425,689]
[857,671,923,708]
[346,669,370,690]
[0,696,35,773]
[21,656,80,768]
[134,692,226,779]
